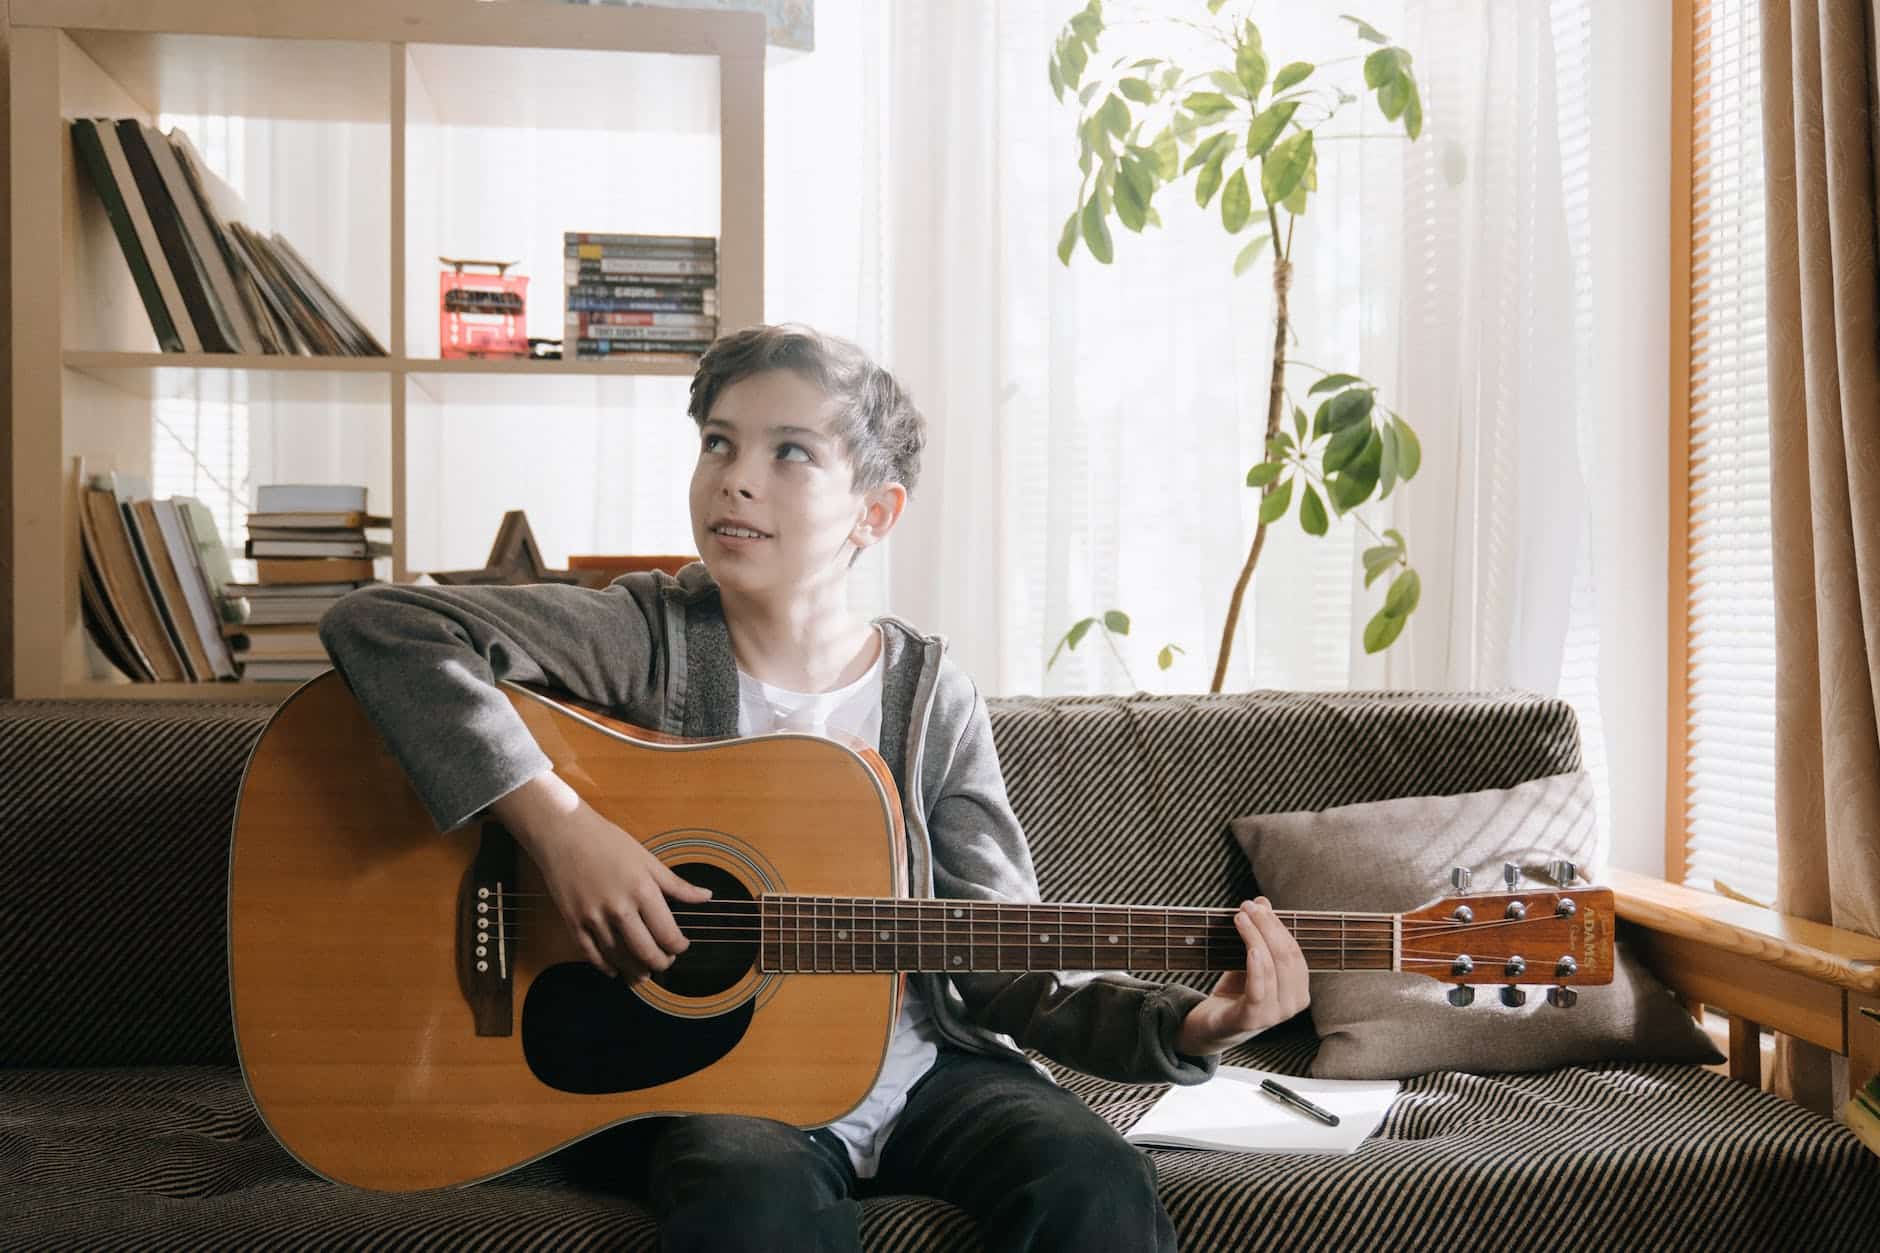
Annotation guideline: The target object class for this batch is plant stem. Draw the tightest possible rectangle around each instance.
[1099,627,1139,691]
[1210,200,1291,694]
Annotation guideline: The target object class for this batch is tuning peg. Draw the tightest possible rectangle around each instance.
[1548,859,1577,888]
[1451,866,1473,892]
[1500,985,1527,1008]
[1547,986,1578,1009]
[1448,985,1476,1007]
[1503,861,1521,890]
[1555,897,1577,918]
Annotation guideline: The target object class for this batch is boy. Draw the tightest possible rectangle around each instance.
[318,323,1309,1251]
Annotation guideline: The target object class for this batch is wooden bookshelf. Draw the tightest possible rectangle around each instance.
[7,0,766,699]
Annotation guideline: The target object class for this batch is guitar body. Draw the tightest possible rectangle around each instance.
[229,670,905,1192]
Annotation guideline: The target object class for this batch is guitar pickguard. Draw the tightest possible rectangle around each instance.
[520,862,759,1095]
[521,963,754,1094]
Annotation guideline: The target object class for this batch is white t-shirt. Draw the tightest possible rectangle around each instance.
[734,627,942,1178]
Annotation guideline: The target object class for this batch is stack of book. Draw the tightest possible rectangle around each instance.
[75,458,242,684]
[70,117,385,357]
[563,232,718,361]
[227,484,390,682]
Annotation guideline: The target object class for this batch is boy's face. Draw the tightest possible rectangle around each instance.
[688,368,903,601]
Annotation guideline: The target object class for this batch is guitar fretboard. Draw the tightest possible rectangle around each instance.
[751,896,1398,975]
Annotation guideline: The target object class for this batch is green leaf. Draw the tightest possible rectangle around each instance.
[1261,130,1314,204]
[1233,232,1271,277]
[1245,459,1285,487]
[1258,476,1294,525]
[1402,74,1424,139]
[1048,54,1064,103]
[1267,433,1294,461]
[1362,543,1399,588]
[1068,616,1096,649]
[1057,207,1080,264]
[1273,61,1315,93]
[1100,92,1131,137]
[1207,70,1250,99]
[1313,387,1374,437]
[1393,416,1422,478]
[1293,405,1309,440]
[1300,484,1329,536]
[1331,431,1383,509]
[1119,76,1156,104]
[1378,74,1409,121]
[1079,79,1105,107]
[1363,605,1408,653]
[1282,182,1309,215]
[1184,91,1236,117]
[1195,150,1227,209]
[1245,101,1298,158]
[1157,644,1179,671]
[1377,417,1400,497]
[1104,609,1131,636]
[1322,418,1372,474]
[1307,372,1366,395]
[1385,527,1406,547]
[1364,47,1404,89]
[1115,157,1151,232]
[1182,131,1232,174]
[1221,168,1252,233]
[1081,197,1114,264]
[1207,0,1228,12]
[1151,130,1179,180]
[1061,35,1088,89]
[1236,44,1268,98]
[1384,568,1422,617]
[1342,15,1391,44]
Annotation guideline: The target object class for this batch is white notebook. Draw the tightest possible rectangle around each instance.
[1124,1065,1400,1155]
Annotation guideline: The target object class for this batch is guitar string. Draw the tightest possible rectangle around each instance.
[473,902,1555,941]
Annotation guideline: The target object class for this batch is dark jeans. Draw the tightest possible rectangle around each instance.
[601,1048,1176,1253]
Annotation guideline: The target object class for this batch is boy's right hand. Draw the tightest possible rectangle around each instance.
[490,771,712,982]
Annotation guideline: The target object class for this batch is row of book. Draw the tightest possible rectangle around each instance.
[76,465,388,685]
[71,118,385,357]
[564,231,718,361]
[228,483,391,683]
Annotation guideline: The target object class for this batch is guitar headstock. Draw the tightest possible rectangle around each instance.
[1399,861,1614,1008]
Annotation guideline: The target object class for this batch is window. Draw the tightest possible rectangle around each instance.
[1671,0,1776,904]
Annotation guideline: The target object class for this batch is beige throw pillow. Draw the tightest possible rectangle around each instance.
[1228,771,1723,1079]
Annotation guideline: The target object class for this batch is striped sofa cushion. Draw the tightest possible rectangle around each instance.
[5,691,1877,1250]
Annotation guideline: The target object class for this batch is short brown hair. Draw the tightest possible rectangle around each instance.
[688,323,925,497]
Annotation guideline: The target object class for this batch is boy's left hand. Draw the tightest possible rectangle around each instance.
[1174,897,1311,1057]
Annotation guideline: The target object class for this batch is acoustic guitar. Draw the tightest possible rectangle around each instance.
[228,670,1615,1192]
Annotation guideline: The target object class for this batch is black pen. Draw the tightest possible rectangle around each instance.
[1259,1078,1340,1127]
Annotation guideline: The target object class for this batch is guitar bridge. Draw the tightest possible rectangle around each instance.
[458,822,518,1036]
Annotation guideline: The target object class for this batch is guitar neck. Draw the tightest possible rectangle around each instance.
[736,895,1398,975]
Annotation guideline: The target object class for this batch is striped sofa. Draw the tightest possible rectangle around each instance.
[5,690,1877,1250]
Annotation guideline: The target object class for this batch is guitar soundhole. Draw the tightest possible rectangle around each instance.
[653,862,757,999]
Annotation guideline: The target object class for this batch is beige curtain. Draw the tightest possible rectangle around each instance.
[1760,0,1880,1117]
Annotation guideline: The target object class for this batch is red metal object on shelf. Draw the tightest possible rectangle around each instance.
[439,257,528,358]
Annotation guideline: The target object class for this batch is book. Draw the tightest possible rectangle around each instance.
[141,121,262,353]
[75,467,186,682]
[565,257,717,279]
[174,496,245,623]
[223,580,371,598]
[1122,1066,1399,1155]
[575,337,712,355]
[115,119,236,353]
[78,530,150,682]
[256,557,377,584]
[128,498,211,680]
[257,484,369,512]
[246,538,391,559]
[564,311,718,331]
[245,511,390,530]
[91,120,200,351]
[69,120,182,352]
[166,130,284,354]
[150,499,239,679]
[230,596,350,625]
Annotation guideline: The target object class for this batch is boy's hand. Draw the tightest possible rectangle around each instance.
[1174,898,1310,1057]
[492,772,712,982]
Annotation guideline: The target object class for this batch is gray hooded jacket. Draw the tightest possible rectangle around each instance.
[317,563,1216,1086]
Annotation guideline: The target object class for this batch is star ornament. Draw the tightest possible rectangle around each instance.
[429,511,584,586]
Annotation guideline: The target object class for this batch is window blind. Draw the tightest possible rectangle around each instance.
[1681,0,1776,904]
